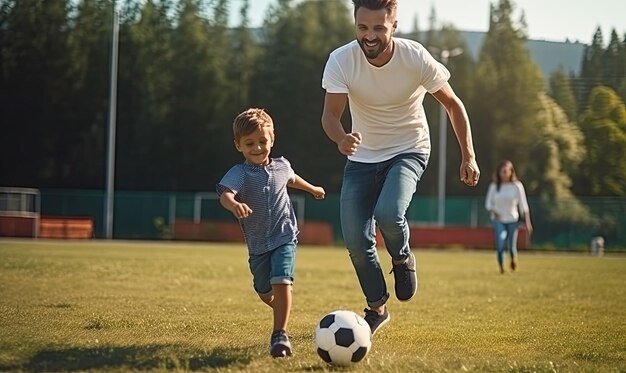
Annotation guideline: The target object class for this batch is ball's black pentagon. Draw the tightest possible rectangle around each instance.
[351,346,368,362]
[319,314,335,329]
[334,327,355,348]
[317,347,332,363]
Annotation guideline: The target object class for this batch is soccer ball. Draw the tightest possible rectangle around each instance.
[314,310,372,365]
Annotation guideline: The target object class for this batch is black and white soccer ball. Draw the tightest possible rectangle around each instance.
[314,310,372,365]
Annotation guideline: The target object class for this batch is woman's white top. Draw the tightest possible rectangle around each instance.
[485,181,529,223]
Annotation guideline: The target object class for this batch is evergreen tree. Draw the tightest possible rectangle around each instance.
[407,14,420,43]
[524,93,593,230]
[228,0,257,110]
[471,0,544,180]
[250,0,353,191]
[421,25,476,196]
[577,27,605,109]
[116,0,175,189]
[0,0,74,188]
[549,68,578,122]
[619,33,626,102]
[525,93,585,198]
[603,29,624,91]
[165,0,217,190]
[66,0,116,188]
[424,6,437,49]
[574,86,626,196]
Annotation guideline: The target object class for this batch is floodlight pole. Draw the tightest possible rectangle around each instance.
[104,8,119,239]
[435,47,462,227]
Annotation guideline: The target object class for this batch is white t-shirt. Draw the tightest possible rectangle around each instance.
[485,181,530,224]
[322,37,450,163]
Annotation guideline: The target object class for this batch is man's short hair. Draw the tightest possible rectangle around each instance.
[352,0,398,18]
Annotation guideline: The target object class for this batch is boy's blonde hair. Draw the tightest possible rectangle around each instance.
[233,108,275,142]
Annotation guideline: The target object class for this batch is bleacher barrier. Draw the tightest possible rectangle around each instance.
[172,220,334,246]
[0,187,40,238]
[376,226,530,249]
[4,189,621,250]
[39,216,94,239]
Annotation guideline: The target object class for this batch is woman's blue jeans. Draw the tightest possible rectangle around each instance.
[491,220,520,267]
[340,153,427,308]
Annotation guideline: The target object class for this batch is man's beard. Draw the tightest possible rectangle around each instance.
[359,37,390,59]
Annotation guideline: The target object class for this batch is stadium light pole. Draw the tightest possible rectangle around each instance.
[435,47,463,227]
[104,6,120,239]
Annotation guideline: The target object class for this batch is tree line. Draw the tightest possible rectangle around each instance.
[1,0,625,206]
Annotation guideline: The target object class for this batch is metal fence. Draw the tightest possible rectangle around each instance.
[38,189,626,250]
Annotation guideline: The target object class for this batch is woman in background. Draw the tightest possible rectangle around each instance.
[485,160,532,273]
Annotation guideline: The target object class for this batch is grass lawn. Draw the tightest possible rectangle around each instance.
[0,240,625,372]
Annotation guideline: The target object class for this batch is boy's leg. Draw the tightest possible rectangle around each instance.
[340,160,388,309]
[375,153,425,301]
[269,242,296,331]
[268,242,296,357]
[248,252,274,305]
[271,284,291,332]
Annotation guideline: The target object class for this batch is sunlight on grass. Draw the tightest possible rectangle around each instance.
[0,240,625,372]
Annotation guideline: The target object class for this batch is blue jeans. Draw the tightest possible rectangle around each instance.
[248,242,296,299]
[341,153,427,308]
[491,220,520,267]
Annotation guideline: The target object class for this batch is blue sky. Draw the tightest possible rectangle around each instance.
[227,0,626,45]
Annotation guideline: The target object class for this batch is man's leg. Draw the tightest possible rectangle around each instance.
[341,160,389,309]
[374,153,425,301]
[341,160,391,334]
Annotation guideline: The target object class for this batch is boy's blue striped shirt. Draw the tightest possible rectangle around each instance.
[217,157,298,255]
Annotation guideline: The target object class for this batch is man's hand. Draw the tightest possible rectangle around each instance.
[338,132,362,156]
[460,158,480,187]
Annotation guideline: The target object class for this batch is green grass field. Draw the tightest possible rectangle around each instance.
[0,240,625,372]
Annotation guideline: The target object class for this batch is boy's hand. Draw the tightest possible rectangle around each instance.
[231,202,252,219]
[311,186,326,200]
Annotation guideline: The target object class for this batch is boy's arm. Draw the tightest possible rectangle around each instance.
[219,190,252,219]
[289,175,325,200]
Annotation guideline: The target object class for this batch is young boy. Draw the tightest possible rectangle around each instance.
[216,108,325,358]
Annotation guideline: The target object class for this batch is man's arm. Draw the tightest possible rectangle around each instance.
[321,92,361,156]
[431,83,480,187]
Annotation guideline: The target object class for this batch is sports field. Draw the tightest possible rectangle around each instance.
[0,240,624,372]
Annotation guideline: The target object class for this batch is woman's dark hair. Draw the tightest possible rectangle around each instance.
[494,160,518,191]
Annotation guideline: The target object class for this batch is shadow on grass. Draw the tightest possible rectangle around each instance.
[0,344,253,372]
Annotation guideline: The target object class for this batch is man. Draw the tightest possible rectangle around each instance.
[321,0,480,335]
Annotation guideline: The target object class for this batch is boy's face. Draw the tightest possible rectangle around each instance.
[235,126,274,166]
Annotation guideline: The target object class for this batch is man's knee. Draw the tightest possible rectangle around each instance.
[343,226,375,252]
[374,204,404,232]
[346,242,378,265]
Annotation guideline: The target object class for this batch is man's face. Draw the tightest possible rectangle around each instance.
[355,7,396,60]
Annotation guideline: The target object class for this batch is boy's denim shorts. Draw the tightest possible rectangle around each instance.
[248,241,296,298]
